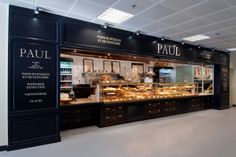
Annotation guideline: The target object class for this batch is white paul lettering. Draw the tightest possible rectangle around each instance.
[19,48,51,60]
[157,43,181,57]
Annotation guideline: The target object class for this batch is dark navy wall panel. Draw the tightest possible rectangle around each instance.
[9,113,59,145]
[8,5,60,150]
[10,40,57,112]
[11,14,58,41]
[9,6,59,42]
[60,17,227,64]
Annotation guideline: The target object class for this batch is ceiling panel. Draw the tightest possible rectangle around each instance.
[121,16,153,30]
[184,0,231,17]
[70,0,107,19]
[162,0,207,11]
[8,0,34,9]
[139,3,177,21]
[204,28,236,43]
[209,38,236,45]
[176,18,236,38]
[225,0,236,5]
[201,6,236,24]
[196,34,236,45]
[67,13,94,22]
[141,21,170,34]
[113,0,159,15]
[155,27,187,37]
[37,0,76,11]
[114,24,135,32]
[169,19,208,37]
[155,13,195,30]
[86,0,118,7]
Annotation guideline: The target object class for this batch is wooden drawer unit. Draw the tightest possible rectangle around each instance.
[60,104,98,130]
[190,98,201,111]
[162,100,177,115]
[102,114,126,124]
[103,105,125,115]
[201,96,212,109]
[178,100,191,113]
[145,102,162,117]
[190,96,212,111]
[100,104,127,126]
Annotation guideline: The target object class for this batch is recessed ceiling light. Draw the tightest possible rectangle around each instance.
[97,8,133,24]
[227,48,236,51]
[183,34,210,42]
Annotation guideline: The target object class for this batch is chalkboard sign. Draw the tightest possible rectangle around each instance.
[11,40,57,111]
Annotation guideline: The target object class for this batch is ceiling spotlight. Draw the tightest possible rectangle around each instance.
[152,40,157,44]
[128,35,133,39]
[33,7,51,14]
[161,37,165,41]
[34,7,39,14]
[102,23,113,29]
[107,53,111,56]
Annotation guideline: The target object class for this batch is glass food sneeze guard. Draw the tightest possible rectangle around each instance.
[99,82,198,103]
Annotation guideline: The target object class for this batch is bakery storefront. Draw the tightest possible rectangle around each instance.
[7,6,229,150]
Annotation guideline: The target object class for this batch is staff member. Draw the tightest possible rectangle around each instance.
[144,71,155,83]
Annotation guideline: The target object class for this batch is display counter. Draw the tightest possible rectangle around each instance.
[60,94,212,129]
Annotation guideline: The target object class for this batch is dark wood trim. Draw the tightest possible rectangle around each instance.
[7,136,61,151]
[0,146,7,152]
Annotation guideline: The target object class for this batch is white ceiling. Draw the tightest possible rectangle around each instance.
[1,0,236,52]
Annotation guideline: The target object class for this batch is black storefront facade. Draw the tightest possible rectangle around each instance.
[5,6,229,150]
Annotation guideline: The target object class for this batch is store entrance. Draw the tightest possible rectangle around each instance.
[59,48,214,130]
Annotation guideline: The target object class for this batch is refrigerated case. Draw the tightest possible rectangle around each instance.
[60,59,73,91]
[99,82,200,103]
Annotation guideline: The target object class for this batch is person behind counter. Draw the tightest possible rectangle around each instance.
[144,71,155,83]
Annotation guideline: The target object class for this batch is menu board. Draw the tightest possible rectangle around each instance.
[12,41,57,111]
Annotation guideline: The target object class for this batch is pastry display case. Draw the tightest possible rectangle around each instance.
[99,82,199,103]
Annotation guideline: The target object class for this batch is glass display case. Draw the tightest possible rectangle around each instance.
[60,59,73,91]
[99,82,200,103]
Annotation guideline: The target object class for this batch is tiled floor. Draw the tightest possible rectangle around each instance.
[1,108,236,157]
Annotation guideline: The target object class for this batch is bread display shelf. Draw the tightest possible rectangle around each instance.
[99,82,210,103]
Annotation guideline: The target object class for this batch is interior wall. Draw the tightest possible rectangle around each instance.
[176,65,193,82]
[0,3,9,146]
[61,54,150,84]
[230,53,236,107]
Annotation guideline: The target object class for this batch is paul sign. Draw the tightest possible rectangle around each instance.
[157,43,181,57]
